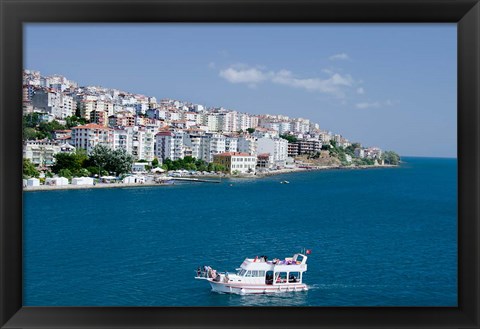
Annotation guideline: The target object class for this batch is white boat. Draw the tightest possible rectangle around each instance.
[194,253,308,294]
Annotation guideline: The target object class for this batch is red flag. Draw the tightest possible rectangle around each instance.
[306,249,312,255]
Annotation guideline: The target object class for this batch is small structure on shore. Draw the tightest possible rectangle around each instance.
[45,177,69,186]
[71,177,94,186]
[151,167,165,174]
[123,175,146,184]
[132,162,149,174]
[26,178,40,187]
[100,176,117,183]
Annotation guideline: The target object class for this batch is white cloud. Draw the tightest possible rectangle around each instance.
[356,87,365,94]
[219,67,268,85]
[329,53,350,61]
[272,71,354,97]
[355,100,394,109]
[219,64,356,98]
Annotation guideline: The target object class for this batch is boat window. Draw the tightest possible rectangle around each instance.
[265,271,274,285]
[251,270,258,277]
[295,255,305,264]
[259,270,265,277]
[275,272,288,284]
[236,269,247,276]
[288,271,300,283]
[245,271,252,277]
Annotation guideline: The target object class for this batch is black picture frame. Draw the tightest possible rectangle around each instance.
[1,0,479,328]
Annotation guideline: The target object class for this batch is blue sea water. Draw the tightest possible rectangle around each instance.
[23,157,457,306]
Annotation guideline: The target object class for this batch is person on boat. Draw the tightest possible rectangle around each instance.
[276,274,282,283]
[289,274,297,283]
[266,273,273,284]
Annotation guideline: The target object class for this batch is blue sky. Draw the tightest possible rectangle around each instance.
[24,24,457,157]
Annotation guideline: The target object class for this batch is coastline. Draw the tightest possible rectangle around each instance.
[23,164,398,192]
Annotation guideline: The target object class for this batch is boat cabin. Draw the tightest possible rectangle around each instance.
[234,253,308,285]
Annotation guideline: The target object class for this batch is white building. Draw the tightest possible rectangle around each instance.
[155,131,185,161]
[113,128,133,154]
[237,113,252,131]
[202,133,226,162]
[319,131,332,144]
[132,127,155,161]
[132,162,148,173]
[218,111,238,132]
[123,175,146,184]
[184,134,203,160]
[71,123,114,154]
[45,177,69,186]
[237,136,257,156]
[23,140,76,167]
[31,89,71,119]
[71,177,94,185]
[213,152,257,174]
[205,114,220,132]
[26,178,40,187]
[257,137,288,167]
[354,148,365,158]
[225,136,238,153]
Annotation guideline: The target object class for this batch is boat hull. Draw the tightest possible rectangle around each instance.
[208,281,308,295]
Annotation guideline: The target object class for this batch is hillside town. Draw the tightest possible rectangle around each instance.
[22,70,397,189]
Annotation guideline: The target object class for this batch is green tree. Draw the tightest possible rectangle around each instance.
[151,157,159,168]
[207,162,215,172]
[58,168,73,179]
[344,145,356,156]
[52,149,88,174]
[212,164,226,172]
[89,145,133,175]
[109,148,134,175]
[38,120,67,139]
[23,127,38,140]
[90,144,111,174]
[86,166,107,176]
[382,151,401,165]
[65,115,87,129]
[52,153,80,174]
[354,158,374,166]
[75,104,82,118]
[280,134,297,143]
[246,128,255,134]
[23,113,41,128]
[23,158,39,179]
[77,168,91,177]
[321,144,331,151]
